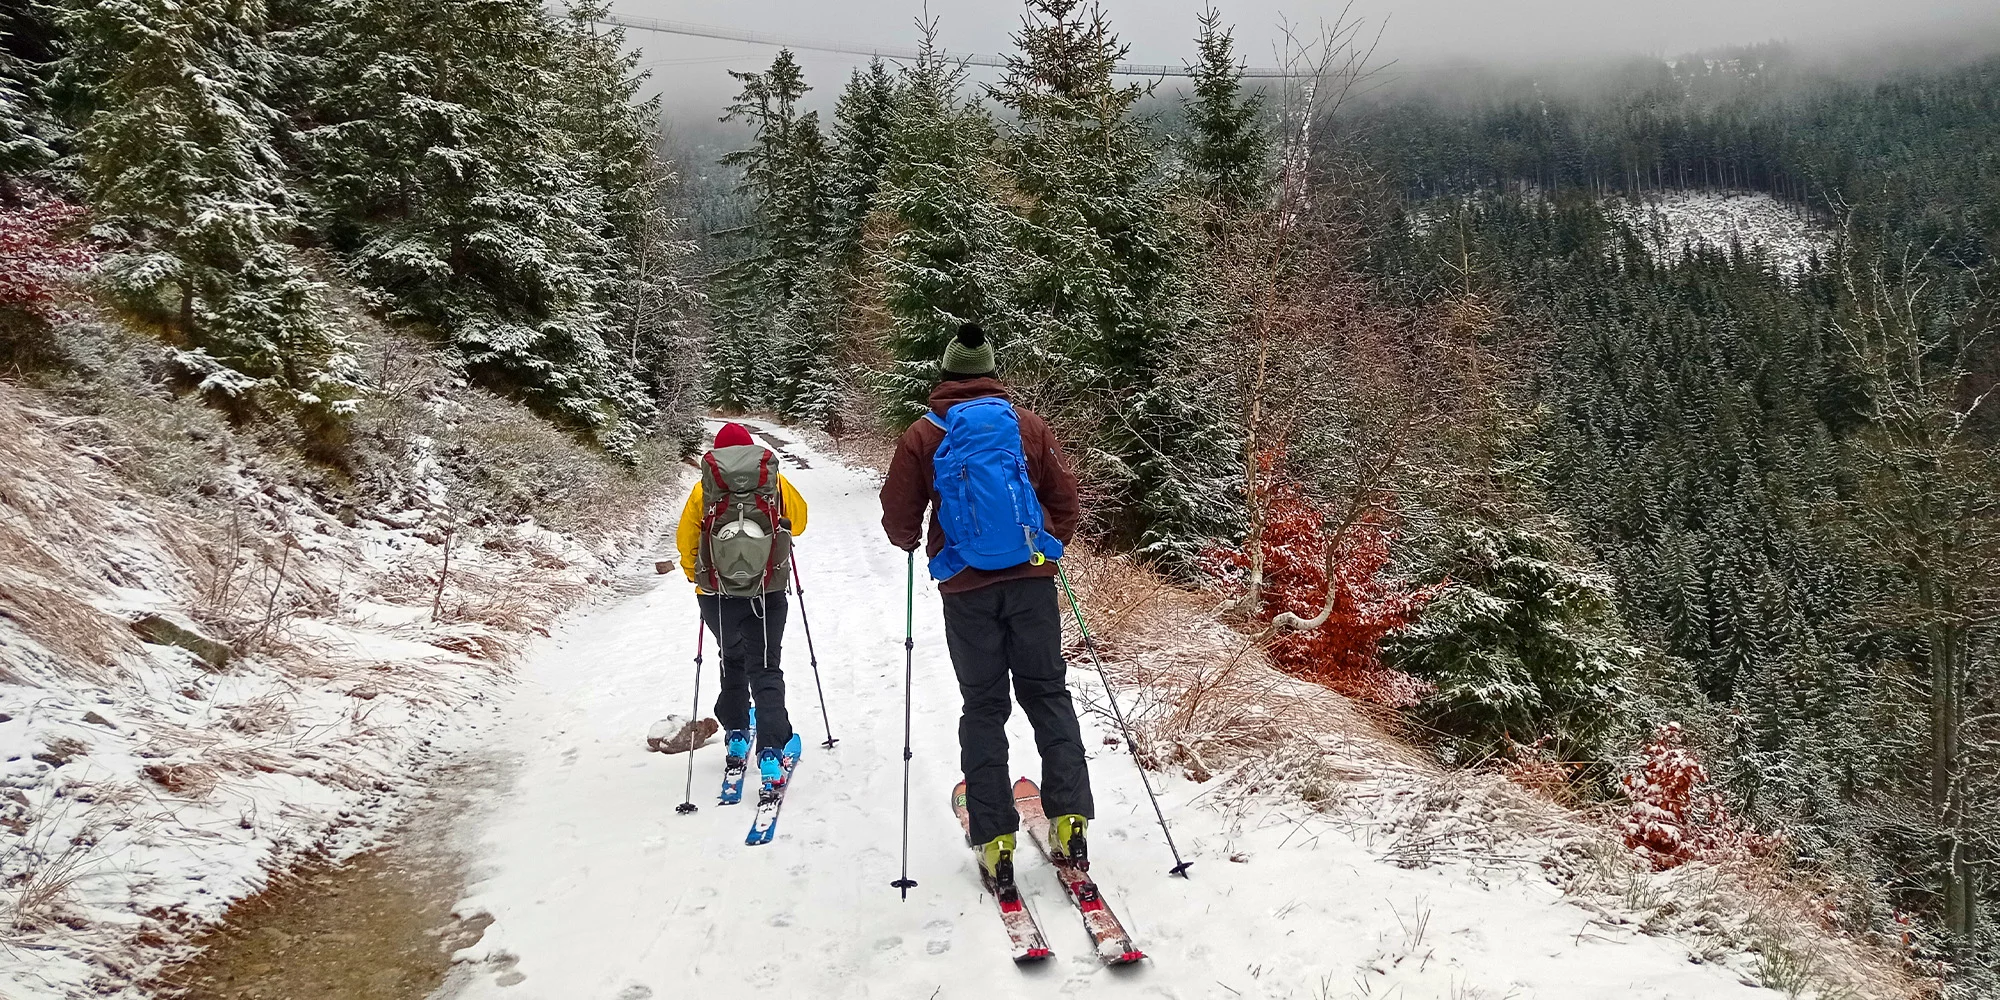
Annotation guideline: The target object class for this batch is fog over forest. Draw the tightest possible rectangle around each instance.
[620,0,2000,109]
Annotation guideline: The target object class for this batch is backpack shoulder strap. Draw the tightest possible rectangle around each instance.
[701,453,727,509]
[922,412,946,430]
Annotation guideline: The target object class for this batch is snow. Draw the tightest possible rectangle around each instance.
[1606,190,1834,275]
[438,421,1787,1000]
[0,389,671,997]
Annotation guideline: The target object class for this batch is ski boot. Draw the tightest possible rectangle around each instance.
[1048,814,1088,870]
[723,729,752,771]
[757,747,785,787]
[978,832,1020,901]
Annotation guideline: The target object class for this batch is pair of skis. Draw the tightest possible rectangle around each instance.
[952,777,1145,966]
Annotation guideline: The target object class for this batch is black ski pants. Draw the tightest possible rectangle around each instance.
[943,576,1094,847]
[697,591,791,750]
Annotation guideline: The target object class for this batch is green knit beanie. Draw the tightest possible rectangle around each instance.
[941,323,996,376]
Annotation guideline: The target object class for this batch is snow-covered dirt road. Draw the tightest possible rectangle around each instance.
[439,423,1778,1000]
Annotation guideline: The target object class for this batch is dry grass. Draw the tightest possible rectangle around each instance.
[4,822,102,929]
[0,391,145,682]
[0,301,682,994]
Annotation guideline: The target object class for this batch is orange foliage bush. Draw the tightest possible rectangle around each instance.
[1621,722,1781,870]
[1210,471,1439,708]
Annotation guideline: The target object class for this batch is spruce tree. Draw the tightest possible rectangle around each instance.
[830,59,897,262]
[712,49,839,424]
[61,0,352,427]
[1183,7,1269,211]
[876,21,1007,418]
[989,0,1229,559]
[294,0,652,448]
[0,5,62,202]
[1384,525,1639,767]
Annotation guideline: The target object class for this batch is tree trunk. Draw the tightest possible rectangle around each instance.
[1240,315,1273,617]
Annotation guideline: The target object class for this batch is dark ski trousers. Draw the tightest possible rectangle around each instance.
[943,576,1094,847]
[697,591,791,750]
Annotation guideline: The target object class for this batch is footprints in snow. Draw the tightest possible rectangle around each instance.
[924,918,954,955]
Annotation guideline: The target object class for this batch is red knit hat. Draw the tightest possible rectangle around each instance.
[713,422,754,449]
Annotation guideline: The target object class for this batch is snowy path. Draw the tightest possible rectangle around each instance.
[441,423,1775,1000]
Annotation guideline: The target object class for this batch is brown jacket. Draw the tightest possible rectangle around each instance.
[879,378,1081,595]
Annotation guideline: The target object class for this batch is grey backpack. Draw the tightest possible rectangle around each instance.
[696,444,792,597]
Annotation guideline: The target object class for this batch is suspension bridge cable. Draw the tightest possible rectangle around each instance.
[594,12,1298,78]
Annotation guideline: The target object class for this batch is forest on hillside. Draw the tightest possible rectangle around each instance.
[3,0,1997,992]
[1,0,704,464]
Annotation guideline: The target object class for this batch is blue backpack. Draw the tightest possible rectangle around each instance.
[924,397,1065,581]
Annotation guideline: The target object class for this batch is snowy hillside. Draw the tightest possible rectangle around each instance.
[1606,191,1835,274]
[0,363,675,997]
[429,422,1875,1000]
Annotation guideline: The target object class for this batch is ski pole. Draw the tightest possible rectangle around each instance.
[891,549,919,900]
[791,559,838,749]
[676,619,706,815]
[1056,562,1193,878]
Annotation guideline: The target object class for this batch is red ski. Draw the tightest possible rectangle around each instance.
[952,781,1053,963]
[1014,777,1145,965]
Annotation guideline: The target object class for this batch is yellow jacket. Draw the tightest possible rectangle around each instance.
[677,475,809,587]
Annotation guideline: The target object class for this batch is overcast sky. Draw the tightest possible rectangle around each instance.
[617,0,2000,112]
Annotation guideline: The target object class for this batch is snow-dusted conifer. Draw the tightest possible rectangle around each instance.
[875,20,1007,417]
[989,0,1229,559]
[1182,7,1269,211]
[295,0,652,449]
[62,0,353,425]
[1385,525,1638,766]
[712,49,840,424]
[830,59,897,261]
[0,8,62,200]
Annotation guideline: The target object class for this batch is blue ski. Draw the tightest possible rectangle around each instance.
[745,737,803,846]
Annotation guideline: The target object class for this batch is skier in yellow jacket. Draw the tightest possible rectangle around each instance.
[676,422,810,786]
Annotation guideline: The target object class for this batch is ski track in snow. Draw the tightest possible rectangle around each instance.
[442,421,1779,1000]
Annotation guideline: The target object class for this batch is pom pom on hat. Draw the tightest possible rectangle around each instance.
[941,322,996,376]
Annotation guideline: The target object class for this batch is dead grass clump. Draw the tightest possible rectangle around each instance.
[4,830,100,929]
[0,571,129,684]
[222,692,294,736]
[423,625,516,662]
[141,762,221,799]
[0,396,142,682]
[35,735,89,767]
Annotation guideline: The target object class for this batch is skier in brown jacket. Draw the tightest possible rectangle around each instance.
[879,322,1093,885]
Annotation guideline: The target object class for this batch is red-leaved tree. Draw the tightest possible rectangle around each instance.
[1621,722,1780,870]
[1212,468,1440,707]
[0,200,92,320]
